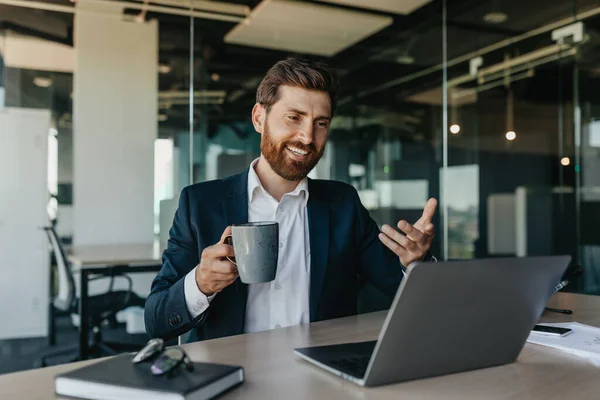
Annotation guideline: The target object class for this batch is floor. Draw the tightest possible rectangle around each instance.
[0,315,150,375]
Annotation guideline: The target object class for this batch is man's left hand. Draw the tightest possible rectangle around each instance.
[378,198,437,267]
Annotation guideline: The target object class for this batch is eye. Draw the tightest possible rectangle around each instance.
[287,115,299,122]
[316,121,329,128]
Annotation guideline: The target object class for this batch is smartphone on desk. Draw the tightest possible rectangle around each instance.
[532,324,573,337]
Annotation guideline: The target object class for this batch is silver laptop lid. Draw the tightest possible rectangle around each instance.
[363,255,570,386]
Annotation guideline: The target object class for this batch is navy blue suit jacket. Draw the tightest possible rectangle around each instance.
[145,168,404,342]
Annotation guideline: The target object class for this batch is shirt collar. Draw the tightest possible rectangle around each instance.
[247,158,309,205]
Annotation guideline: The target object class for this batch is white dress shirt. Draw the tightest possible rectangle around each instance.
[184,159,311,333]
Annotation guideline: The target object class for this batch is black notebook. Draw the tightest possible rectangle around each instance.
[55,354,244,400]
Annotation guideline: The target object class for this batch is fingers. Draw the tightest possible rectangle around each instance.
[395,220,424,242]
[378,231,409,259]
[196,259,238,295]
[198,259,238,279]
[207,273,238,285]
[198,238,238,295]
[418,198,438,225]
[422,222,435,236]
[202,243,235,259]
[379,223,431,267]
[382,225,419,251]
[211,259,238,275]
[220,225,233,243]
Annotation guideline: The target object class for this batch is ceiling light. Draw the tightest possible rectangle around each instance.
[33,77,53,88]
[505,131,516,141]
[396,55,415,65]
[484,12,508,24]
[211,73,220,82]
[450,124,460,134]
[158,64,171,74]
[158,114,168,122]
[561,157,571,166]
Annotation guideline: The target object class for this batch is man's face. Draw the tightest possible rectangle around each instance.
[254,86,331,181]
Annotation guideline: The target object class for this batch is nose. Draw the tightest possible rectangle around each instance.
[296,123,314,145]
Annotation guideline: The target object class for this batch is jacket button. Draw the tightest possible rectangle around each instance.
[168,312,182,327]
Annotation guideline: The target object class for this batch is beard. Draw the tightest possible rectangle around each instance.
[261,121,325,181]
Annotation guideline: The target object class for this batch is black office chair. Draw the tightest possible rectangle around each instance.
[36,227,146,367]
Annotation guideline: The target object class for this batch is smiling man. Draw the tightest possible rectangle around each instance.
[145,57,437,342]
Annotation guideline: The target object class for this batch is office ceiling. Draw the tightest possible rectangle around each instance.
[2,0,600,134]
[223,0,394,56]
[315,0,433,15]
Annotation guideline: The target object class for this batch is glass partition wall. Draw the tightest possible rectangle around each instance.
[184,0,600,296]
[442,0,600,294]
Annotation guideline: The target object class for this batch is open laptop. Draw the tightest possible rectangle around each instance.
[294,255,571,387]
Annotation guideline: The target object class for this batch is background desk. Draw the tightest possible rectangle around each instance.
[3,293,600,399]
[68,244,163,360]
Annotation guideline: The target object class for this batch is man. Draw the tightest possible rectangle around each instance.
[145,57,437,342]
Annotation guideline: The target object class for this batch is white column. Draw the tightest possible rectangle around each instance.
[73,1,158,245]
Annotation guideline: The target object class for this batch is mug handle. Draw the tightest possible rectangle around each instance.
[223,235,237,265]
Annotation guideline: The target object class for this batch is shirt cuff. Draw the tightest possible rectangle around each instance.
[184,266,216,319]
[423,251,437,263]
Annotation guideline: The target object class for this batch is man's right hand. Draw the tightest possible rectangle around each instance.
[195,226,238,296]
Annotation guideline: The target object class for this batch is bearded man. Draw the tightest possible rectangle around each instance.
[145,57,437,342]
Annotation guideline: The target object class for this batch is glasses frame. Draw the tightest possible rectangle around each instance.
[133,338,194,377]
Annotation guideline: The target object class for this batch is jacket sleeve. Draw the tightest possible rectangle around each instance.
[352,189,405,300]
[352,188,437,299]
[144,186,208,341]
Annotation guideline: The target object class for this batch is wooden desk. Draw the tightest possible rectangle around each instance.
[2,293,600,399]
[68,243,163,360]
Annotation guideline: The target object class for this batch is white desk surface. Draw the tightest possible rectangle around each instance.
[67,243,163,268]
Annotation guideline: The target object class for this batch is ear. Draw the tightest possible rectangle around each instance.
[251,103,266,134]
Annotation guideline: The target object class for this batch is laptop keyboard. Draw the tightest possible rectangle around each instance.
[326,355,371,378]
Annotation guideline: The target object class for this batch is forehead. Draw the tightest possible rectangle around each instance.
[273,85,331,117]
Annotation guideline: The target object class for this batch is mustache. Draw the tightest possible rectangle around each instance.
[282,141,317,153]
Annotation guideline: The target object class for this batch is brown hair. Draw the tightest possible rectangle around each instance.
[256,57,339,115]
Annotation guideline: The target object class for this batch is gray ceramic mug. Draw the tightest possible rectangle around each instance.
[224,222,279,284]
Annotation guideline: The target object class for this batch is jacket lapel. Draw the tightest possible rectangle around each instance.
[307,180,330,322]
[223,168,249,226]
[223,168,249,334]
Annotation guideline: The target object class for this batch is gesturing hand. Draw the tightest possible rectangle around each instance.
[378,198,437,267]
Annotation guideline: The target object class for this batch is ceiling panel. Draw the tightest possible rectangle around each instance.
[224,0,393,56]
[0,32,74,73]
[315,0,433,15]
